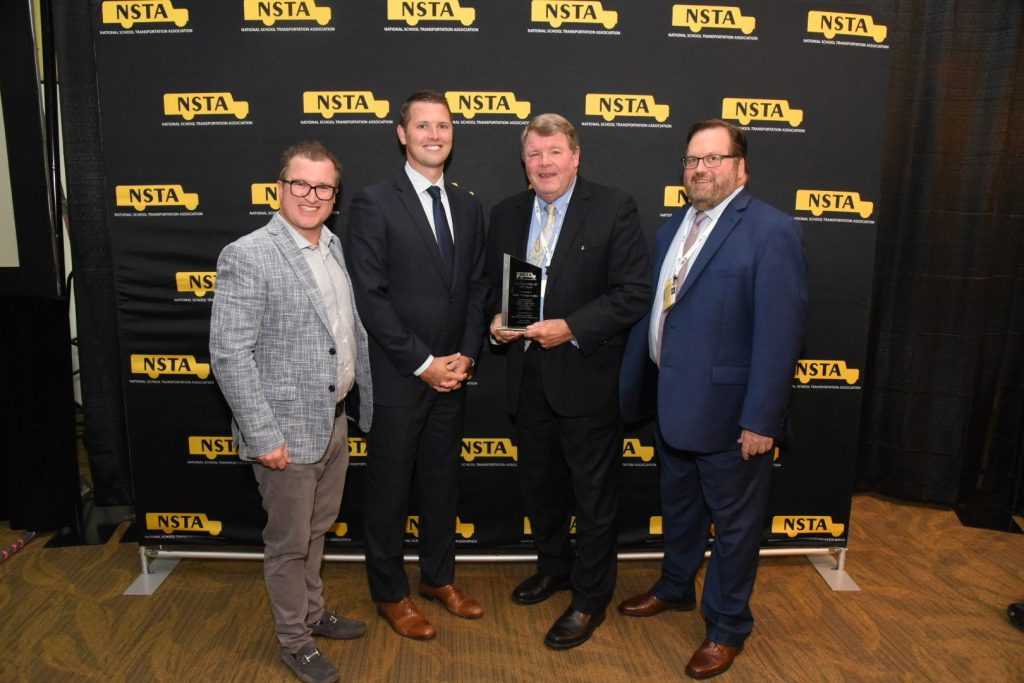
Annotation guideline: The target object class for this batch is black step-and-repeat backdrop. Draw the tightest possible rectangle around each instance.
[92,1,889,552]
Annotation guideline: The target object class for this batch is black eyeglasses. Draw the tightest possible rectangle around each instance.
[681,154,738,169]
[282,179,338,200]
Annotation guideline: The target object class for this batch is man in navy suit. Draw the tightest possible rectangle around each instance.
[617,119,807,679]
[488,114,650,649]
[345,91,488,640]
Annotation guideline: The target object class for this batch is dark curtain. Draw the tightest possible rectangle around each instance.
[54,1,133,505]
[857,2,1024,514]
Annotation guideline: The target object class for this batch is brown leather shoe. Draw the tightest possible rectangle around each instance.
[618,591,696,617]
[685,639,742,679]
[376,597,436,640]
[418,583,484,619]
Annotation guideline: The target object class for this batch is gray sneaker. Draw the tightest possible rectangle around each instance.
[280,642,339,683]
[310,610,366,640]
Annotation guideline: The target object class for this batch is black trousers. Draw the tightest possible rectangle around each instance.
[363,392,465,603]
[515,346,622,614]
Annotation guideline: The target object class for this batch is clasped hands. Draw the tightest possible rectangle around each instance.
[420,352,472,393]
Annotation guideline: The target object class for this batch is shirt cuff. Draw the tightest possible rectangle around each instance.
[413,355,433,377]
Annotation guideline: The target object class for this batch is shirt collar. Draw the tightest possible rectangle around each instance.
[278,212,332,251]
[405,162,445,196]
[537,176,577,216]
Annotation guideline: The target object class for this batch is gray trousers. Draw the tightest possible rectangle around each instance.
[253,412,349,652]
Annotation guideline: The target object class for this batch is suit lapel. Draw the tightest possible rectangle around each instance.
[268,214,332,335]
[394,171,450,288]
[678,189,751,298]
[545,176,590,289]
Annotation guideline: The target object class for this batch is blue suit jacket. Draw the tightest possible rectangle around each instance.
[619,188,807,453]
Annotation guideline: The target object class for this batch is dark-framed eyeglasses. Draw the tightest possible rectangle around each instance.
[681,154,738,169]
[282,179,338,200]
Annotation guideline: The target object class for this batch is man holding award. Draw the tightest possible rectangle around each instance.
[486,113,649,649]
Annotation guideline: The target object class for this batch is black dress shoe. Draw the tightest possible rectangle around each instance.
[511,573,571,605]
[544,607,606,650]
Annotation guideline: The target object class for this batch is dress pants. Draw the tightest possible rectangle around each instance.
[652,425,773,646]
[363,392,464,602]
[253,410,349,652]
[515,345,621,614]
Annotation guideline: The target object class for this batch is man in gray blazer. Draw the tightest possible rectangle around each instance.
[210,141,372,683]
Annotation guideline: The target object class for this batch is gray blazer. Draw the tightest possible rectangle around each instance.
[209,213,373,464]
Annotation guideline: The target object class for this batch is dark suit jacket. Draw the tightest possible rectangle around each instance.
[345,170,488,408]
[486,175,650,417]
[619,188,808,453]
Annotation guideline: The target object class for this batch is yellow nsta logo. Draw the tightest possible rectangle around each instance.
[130,354,211,380]
[772,516,845,538]
[146,513,222,535]
[525,516,576,535]
[664,185,689,208]
[406,516,475,539]
[251,183,281,210]
[243,0,332,25]
[649,516,662,535]
[176,272,216,297]
[163,93,249,121]
[446,91,531,120]
[672,5,755,35]
[348,437,368,457]
[303,91,390,119]
[101,1,189,28]
[188,436,238,460]
[585,94,670,123]
[795,190,874,218]
[328,522,349,536]
[807,11,886,43]
[116,184,199,211]
[794,360,859,385]
[722,98,803,127]
[622,438,654,462]
[531,1,618,29]
[461,438,517,462]
[388,0,476,26]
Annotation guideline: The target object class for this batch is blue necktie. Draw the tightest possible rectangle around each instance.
[426,185,454,282]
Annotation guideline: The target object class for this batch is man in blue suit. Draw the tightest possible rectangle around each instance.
[617,119,807,679]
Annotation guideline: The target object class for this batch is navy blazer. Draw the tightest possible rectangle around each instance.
[345,170,488,408]
[619,188,807,453]
[486,176,650,417]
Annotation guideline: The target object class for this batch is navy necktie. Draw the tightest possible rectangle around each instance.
[426,185,454,282]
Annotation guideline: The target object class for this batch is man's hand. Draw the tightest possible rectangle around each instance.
[257,443,291,470]
[420,353,468,392]
[490,313,524,344]
[524,318,574,349]
[738,429,774,461]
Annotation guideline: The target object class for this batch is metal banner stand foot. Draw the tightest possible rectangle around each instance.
[807,548,859,591]
[124,545,180,595]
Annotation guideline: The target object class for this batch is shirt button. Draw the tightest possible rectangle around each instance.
[329,348,336,355]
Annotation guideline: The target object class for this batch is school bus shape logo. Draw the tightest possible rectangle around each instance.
[251,183,281,210]
[348,436,368,457]
[585,94,670,123]
[163,93,249,121]
[461,438,518,462]
[772,516,845,538]
[406,516,475,539]
[101,1,189,28]
[794,359,860,385]
[807,11,886,43]
[672,4,756,35]
[176,272,216,297]
[146,513,222,536]
[328,522,349,536]
[531,1,618,29]
[130,354,211,380]
[243,0,332,26]
[722,97,803,127]
[795,190,874,218]
[188,436,238,460]
[524,516,576,535]
[116,184,199,211]
[446,91,532,120]
[664,185,689,208]
[622,438,654,462]
[649,516,662,535]
[388,0,476,26]
[303,91,390,119]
